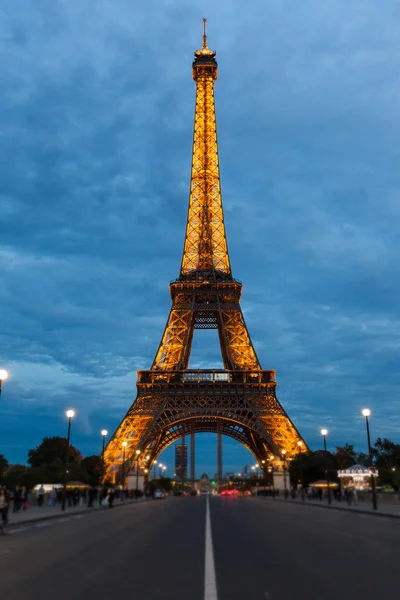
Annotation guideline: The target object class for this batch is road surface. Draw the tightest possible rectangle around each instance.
[0,496,398,599]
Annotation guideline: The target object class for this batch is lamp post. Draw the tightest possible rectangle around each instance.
[261,459,266,484]
[159,462,163,478]
[101,429,108,479]
[282,450,288,499]
[297,441,305,499]
[135,449,141,494]
[362,409,378,511]
[152,460,158,480]
[62,409,75,511]
[321,428,331,504]
[269,455,275,498]
[0,369,8,398]
[121,442,127,489]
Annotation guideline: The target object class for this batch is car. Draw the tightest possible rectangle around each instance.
[154,489,166,499]
[220,489,240,497]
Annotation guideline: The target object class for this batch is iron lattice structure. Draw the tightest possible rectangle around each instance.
[104,22,306,482]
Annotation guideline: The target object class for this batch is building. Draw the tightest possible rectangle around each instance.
[175,443,188,481]
[195,474,212,494]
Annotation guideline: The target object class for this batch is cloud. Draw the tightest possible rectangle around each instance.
[0,0,399,470]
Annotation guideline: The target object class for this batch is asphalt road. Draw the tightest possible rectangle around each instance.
[0,496,398,600]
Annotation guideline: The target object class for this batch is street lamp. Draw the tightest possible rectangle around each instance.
[320,428,331,504]
[282,450,288,499]
[268,457,276,498]
[152,460,158,480]
[297,441,305,498]
[0,369,8,398]
[159,462,163,478]
[135,449,141,494]
[101,430,108,479]
[62,409,75,511]
[121,442,127,490]
[362,408,378,511]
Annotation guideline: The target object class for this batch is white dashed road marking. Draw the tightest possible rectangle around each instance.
[204,496,218,600]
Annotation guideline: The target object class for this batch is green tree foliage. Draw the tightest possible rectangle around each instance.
[81,455,102,486]
[355,451,369,466]
[28,437,82,468]
[0,454,9,477]
[3,464,28,488]
[289,450,338,488]
[288,438,400,491]
[372,437,400,490]
[335,444,357,470]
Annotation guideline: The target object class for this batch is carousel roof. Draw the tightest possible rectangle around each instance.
[339,464,368,473]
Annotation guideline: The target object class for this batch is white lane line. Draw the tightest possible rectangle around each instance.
[55,518,70,523]
[9,527,30,534]
[34,522,51,528]
[204,496,218,600]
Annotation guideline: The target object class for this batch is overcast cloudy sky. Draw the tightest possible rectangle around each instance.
[1,0,399,475]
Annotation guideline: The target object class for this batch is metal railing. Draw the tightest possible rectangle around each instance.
[137,369,276,385]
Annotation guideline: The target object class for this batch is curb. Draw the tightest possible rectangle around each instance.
[255,496,400,520]
[7,498,145,529]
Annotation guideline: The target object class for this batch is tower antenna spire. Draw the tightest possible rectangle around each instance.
[202,17,207,49]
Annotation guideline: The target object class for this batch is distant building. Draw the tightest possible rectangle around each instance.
[195,473,212,493]
[175,443,188,480]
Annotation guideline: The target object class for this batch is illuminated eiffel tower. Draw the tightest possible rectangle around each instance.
[104,21,306,484]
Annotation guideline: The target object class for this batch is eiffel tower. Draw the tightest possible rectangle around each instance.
[104,21,306,484]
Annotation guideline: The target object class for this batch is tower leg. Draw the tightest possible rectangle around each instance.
[217,423,223,486]
[191,424,195,486]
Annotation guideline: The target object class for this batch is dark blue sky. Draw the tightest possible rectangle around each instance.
[1,0,399,476]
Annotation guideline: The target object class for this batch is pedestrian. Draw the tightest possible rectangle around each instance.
[108,488,115,509]
[48,488,57,507]
[13,487,22,512]
[88,486,95,508]
[0,488,9,530]
[21,486,29,511]
[37,485,45,507]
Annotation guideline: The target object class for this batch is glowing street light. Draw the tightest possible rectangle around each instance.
[361,408,377,511]
[135,449,141,493]
[121,441,127,490]
[297,440,305,496]
[0,369,8,398]
[62,409,75,511]
[101,430,108,476]
[282,450,288,499]
[320,428,331,504]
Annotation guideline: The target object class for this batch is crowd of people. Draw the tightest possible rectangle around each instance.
[0,484,148,529]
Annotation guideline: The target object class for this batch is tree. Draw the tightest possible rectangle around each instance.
[355,451,369,466]
[289,450,337,488]
[0,454,9,477]
[3,464,27,488]
[372,437,400,490]
[81,455,102,486]
[28,437,82,468]
[335,444,357,470]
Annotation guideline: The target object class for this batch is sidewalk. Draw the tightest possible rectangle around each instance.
[257,494,400,518]
[6,498,142,527]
